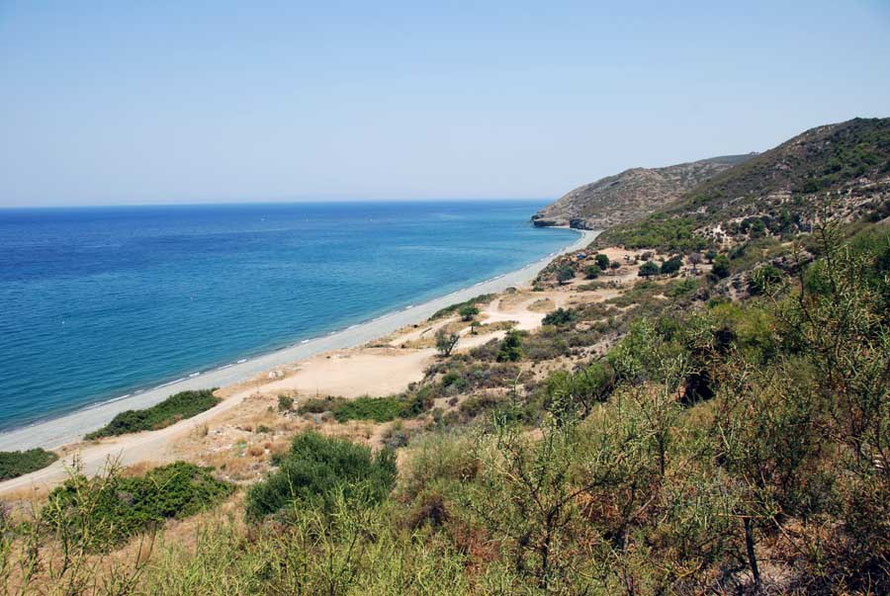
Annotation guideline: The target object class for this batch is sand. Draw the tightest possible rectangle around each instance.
[0,228,598,464]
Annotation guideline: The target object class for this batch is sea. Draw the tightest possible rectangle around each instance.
[0,200,576,431]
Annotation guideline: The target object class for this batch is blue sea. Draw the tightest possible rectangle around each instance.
[0,200,575,431]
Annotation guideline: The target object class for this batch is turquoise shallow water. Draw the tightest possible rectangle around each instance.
[0,200,575,431]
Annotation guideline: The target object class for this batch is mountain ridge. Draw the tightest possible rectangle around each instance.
[532,153,755,230]
[596,116,890,251]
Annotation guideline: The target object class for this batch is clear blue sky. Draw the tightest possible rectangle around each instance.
[1,1,888,207]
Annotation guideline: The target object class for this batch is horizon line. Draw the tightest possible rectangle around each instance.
[0,196,552,210]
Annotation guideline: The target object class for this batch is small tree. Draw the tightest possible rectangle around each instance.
[458,304,479,321]
[595,253,610,271]
[660,256,683,275]
[555,264,575,285]
[705,249,717,264]
[584,265,600,280]
[639,261,660,278]
[711,254,731,279]
[688,252,703,273]
[609,261,621,271]
[435,330,460,357]
[497,330,524,362]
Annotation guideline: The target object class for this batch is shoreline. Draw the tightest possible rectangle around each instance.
[0,227,597,452]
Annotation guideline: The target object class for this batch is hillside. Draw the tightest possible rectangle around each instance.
[597,117,890,251]
[532,154,754,230]
[4,119,890,594]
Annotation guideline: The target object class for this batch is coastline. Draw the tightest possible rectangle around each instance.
[0,227,597,453]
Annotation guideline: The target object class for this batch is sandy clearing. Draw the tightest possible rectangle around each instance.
[257,348,434,399]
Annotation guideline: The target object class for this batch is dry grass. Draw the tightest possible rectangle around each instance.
[528,297,555,312]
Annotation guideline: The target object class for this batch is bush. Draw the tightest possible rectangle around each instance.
[46,462,233,549]
[86,389,220,439]
[458,394,505,420]
[334,397,408,423]
[660,256,683,275]
[522,333,571,361]
[298,394,432,422]
[584,265,600,279]
[430,294,494,320]
[297,396,339,415]
[277,394,294,412]
[458,305,480,321]
[600,215,706,253]
[711,254,731,279]
[556,264,575,284]
[747,264,785,295]
[542,308,577,327]
[0,448,58,480]
[639,261,660,278]
[667,277,699,298]
[245,432,397,519]
[497,330,525,362]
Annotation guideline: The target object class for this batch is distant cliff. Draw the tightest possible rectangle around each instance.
[532,154,755,230]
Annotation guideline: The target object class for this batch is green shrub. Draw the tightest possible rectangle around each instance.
[45,462,233,549]
[430,294,494,320]
[497,329,525,362]
[297,396,340,415]
[747,264,785,295]
[639,261,660,278]
[542,307,577,327]
[667,277,699,298]
[245,432,396,519]
[711,254,731,279]
[334,397,406,423]
[584,265,600,279]
[277,394,294,412]
[458,304,480,321]
[660,256,683,275]
[600,215,707,253]
[458,394,505,420]
[0,448,58,481]
[523,333,571,361]
[86,389,219,439]
[595,253,610,270]
[298,394,432,422]
[555,264,575,284]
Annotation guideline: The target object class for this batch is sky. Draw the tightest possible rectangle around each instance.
[1,1,889,207]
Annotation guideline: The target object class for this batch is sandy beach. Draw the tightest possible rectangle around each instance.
[0,230,695,505]
[0,227,597,454]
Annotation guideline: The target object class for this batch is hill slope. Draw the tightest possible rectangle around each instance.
[597,117,890,251]
[532,154,754,230]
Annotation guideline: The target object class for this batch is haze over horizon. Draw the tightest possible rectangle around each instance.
[2,1,889,207]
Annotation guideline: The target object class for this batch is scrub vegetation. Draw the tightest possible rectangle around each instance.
[0,448,58,481]
[85,389,220,439]
[3,118,890,594]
